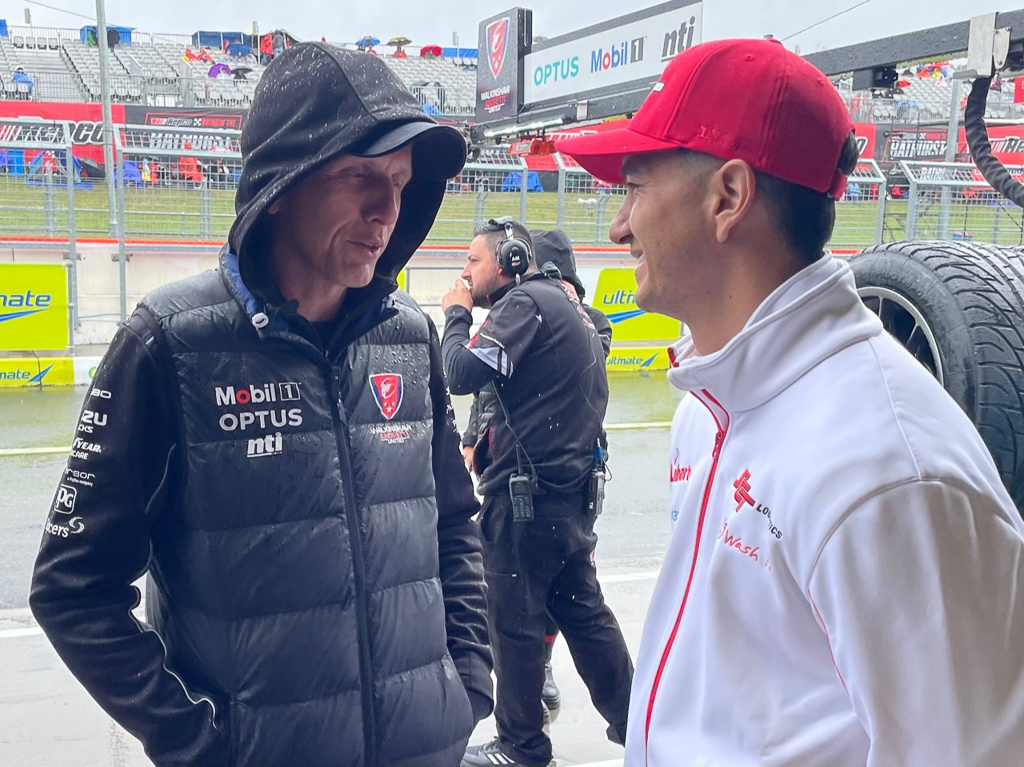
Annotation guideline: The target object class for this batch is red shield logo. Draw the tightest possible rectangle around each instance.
[487,18,510,79]
[370,374,403,421]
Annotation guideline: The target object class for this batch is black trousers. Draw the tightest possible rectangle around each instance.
[480,490,634,766]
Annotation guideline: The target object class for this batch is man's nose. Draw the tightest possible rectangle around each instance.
[609,195,633,246]
[367,186,401,227]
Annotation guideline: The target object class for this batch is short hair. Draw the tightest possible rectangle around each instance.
[473,217,534,257]
[679,132,861,264]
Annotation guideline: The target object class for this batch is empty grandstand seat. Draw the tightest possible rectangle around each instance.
[12,36,24,48]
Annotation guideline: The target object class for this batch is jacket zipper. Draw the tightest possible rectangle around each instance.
[330,366,377,766]
[259,302,398,764]
[644,389,729,765]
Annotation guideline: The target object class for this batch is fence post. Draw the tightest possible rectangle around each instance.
[595,195,611,244]
[905,179,919,240]
[64,125,79,332]
[874,185,886,244]
[474,190,487,230]
[556,167,565,229]
[519,166,528,223]
[200,178,211,239]
[43,165,57,236]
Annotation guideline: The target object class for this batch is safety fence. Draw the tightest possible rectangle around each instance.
[897,160,1024,245]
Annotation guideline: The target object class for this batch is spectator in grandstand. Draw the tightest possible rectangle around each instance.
[177,140,204,187]
[557,37,1024,767]
[30,42,490,767]
[12,66,34,98]
[272,30,285,58]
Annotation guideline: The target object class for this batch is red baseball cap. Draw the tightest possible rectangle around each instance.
[555,38,854,198]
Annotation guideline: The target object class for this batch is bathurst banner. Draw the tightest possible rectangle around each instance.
[0,101,246,165]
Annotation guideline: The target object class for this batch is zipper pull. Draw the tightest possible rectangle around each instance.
[712,431,725,459]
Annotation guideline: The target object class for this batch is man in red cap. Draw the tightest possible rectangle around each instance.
[558,38,1024,766]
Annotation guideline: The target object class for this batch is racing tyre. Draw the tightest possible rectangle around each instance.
[848,240,1024,512]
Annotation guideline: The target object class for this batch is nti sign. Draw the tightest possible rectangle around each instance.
[523,0,702,105]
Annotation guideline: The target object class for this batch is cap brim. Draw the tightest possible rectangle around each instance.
[555,127,680,184]
[359,121,467,179]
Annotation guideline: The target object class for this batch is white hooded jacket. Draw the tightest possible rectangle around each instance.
[627,255,1024,767]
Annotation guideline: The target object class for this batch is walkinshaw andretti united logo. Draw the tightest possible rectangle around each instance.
[370,374,403,420]
[487,17,510,79]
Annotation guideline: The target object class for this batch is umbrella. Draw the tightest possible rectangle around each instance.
[232,67,253,80]
[388,35,412,47]
[208,63,231,78]
[420,44,442,58]
[357,35,380,47]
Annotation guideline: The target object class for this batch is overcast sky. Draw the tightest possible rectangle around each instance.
[14,0,1022,53]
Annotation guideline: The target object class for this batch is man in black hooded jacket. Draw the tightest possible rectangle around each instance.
[30,43,492,767]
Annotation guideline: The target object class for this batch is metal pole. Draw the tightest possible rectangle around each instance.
[519,165,528,223]
[906,178,919,239]
[64,124,79,333]
[874,180,887,244]
[937,78,961,240]
[115,135,127,321]
[95,0,118,238]
[556,165,565,229]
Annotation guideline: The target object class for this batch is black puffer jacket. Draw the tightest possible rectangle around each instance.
[31,43,490,767]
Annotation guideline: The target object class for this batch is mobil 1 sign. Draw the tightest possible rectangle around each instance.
[523,0,702,106]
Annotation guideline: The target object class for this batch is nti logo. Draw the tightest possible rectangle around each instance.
[0,289,52,323]
[215,382,301,407]
[661,15,698,61]
[590,37,645,74]
[247,432,283,459]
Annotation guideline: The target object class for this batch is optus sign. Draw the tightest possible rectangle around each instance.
[593,268,681,342]
[0,263,69,352]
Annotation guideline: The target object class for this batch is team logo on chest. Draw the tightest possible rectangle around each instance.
[370,373,404,420]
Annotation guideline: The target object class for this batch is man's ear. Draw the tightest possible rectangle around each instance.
[707,159,757,244]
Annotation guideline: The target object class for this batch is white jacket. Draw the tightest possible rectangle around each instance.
[627,256,1024,767]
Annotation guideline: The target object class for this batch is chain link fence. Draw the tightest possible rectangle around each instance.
[898,160,1024,245]
[0,117,79,341]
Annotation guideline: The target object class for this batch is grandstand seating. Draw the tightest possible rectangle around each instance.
[1,23,1016,125]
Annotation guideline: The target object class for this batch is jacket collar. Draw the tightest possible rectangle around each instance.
[486,271,546,306]
[667,256,882,413]
[219,245,394,341]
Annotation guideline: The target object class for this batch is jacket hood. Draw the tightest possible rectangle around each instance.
[531,229,586,298]
[229,42,467,284]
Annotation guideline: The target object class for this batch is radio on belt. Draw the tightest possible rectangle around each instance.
[509,473,534,522]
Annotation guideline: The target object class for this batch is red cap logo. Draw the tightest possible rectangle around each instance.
[487,17,510,79]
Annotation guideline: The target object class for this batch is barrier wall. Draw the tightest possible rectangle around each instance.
[0,245,677,388]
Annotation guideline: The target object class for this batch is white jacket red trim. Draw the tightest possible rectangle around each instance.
[627,256,1024,767]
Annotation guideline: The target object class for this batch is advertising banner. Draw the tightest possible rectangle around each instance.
[523,0,702,106]
[476,8,531,123]
[606,346,671,372]
[0,263,69,351]
[592,267,681,343]
[0,357,74,387]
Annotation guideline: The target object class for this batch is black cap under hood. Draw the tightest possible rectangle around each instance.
[229,42,466,288]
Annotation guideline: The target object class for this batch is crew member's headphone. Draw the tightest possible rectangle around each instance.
[490,217,532,281]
